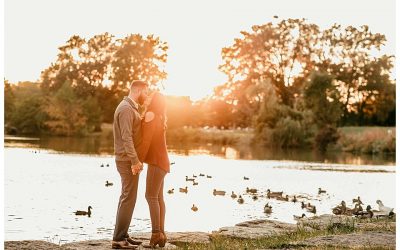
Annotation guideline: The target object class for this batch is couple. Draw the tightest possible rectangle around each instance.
[112,80,170,249]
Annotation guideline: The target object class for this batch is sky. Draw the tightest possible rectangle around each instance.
[4,0,396,101]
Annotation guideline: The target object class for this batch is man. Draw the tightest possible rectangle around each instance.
[112,80,149,249]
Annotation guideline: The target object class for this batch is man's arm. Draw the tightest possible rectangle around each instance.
[118,107,140,166]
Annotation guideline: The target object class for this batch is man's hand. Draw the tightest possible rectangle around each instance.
[131,162,143,175]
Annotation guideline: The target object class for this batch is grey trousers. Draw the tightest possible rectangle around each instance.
[113,161,140,241]
[145,165,167,233]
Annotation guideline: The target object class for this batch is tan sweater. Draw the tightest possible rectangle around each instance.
[113,96,142,165]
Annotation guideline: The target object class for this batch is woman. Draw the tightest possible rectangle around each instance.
[138,92,170,248]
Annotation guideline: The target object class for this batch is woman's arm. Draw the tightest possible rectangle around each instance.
[138,111,156,162]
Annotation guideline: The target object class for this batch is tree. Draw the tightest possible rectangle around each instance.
[4,79,15,123]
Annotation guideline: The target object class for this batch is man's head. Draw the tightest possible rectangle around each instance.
[129,80,149,105]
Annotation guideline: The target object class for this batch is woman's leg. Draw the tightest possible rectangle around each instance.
[145,164,166,233]
[158,178,166,233]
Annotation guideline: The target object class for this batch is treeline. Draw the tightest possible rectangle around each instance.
[4,19,395,151]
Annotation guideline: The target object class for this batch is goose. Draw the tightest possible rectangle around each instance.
[276,195,289,202]
[179,187,188,193]
[207,175,212,178]
[231,191,237,199]
[246,187,257,194]
[193,181,199,186]
[267,189,283,199]
[167,188,174,194]
[293,213,306,220]
[186,176,195,182]
[352,196,363,205]
[191,204,198,212]
[243,176,249,180]
[291,195,298,203]
[252,195,258,201]
[213,189,226,196]
[264,203,272,214]
[105,181,113,187]
[75,206,92,216]
[199,173,205,177]
[376,200,394,214]
[318,188,326,194]
[237,195,244,204]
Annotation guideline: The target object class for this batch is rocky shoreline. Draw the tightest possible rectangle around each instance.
[4,215,396,249]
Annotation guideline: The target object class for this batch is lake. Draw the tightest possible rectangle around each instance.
[4,136,396,244]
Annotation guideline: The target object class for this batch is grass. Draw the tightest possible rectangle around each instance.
[174,217,395,250]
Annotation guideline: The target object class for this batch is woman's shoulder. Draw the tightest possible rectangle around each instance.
[144,111,155,123]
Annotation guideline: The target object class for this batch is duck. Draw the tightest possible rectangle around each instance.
[291,195,298,203]
[193,174,197,178]
[75,206,92,216]
[191,204,198,212]
[243,176,249,180]
[301,201,307,209]
[167,188,174,194]
[355,205,373,218]
[267,189,283,199]
[318,188,327,194]
[171,162,175,165]
[252,195,258,201]
[199,173,205,177]
[246,187,257,194]
[106,164,110,167]
[192,181,199,186]
[100,164,104,168]
[213,189,226,196]
[276,195,289,202]
[105,181,113,187]
[376,200,394,214]
[231,191,238,199]
[237,195,244,204]
[332,201,352,215]
[305,203,316,214]
[207,175,212,178]
[186,176,195,182]
[352,196,364,205]
[179,187,188,193]
[293,213,306,220]
[264,203,272,214]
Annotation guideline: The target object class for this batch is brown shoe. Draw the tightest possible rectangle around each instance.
[149,232,163,248]
[111,239,137,249]
[126,236,142,245]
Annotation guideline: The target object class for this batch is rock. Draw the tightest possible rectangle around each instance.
[5,240,63,250]
[296,214,355,230]
[214,219,298,239]
[296,231,396,248]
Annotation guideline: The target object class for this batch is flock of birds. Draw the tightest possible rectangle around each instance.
[73,164,395,221]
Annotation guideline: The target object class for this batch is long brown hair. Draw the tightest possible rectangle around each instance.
[147,92,166,120]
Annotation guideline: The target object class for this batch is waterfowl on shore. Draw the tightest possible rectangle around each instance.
[213,189,226,196]
[332,201,350,215]
[318,188,327,194]
[293,213,306,220]
[179,187,188,193]
[355,205,373,218]
[264,203,272,214]
[291,195,298,203]
[207,175,212,178]
[267,189,283,199]
[191,204,198,212]
[352,196,364,205]
[105,181,113,187]
[75,206,92,216]
[376,200,394,214]
[186,176,195,182]
[231,191,238,199]
[167,188,174,194]
[305,203,316,214]
[199,173,205,177]
[237,195,244,204]
[243,176,249,180]
[301,201,306,209]
[246,187,258,194]
[276,195,289,202]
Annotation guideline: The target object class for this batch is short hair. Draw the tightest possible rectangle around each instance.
[130,80,148,91]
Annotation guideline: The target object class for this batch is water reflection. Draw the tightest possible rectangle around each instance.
[4,135,395,165]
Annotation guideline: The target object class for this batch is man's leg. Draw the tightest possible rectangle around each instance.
[113,161,140,241]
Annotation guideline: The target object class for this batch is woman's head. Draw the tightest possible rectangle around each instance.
[147,92,166,116]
